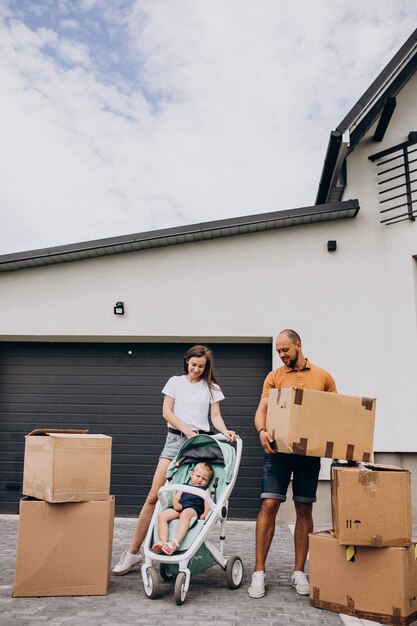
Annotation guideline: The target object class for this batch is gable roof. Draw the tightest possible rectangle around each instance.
[0,199,359,273]
[316,28,417,205]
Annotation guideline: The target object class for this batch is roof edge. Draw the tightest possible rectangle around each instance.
[315,28,417,205]
[337,28,417,134]
[0,200,360,272]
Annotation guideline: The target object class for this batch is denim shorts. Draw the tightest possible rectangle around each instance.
[261,453,321,503]
[159,432,187,460]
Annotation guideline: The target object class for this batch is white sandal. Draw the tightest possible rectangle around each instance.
[161,538,179,555]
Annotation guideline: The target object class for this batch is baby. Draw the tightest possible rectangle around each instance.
[152,462,214,555]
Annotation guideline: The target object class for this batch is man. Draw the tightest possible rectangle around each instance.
[248,329,336,599]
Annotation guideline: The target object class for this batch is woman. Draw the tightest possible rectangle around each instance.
[112,344,237,575]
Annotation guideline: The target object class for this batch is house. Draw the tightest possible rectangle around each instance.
[1,29,416,521]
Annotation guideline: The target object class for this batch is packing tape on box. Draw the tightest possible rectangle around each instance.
[346,595,355,609]
[294,388,304,405]
[292,438,307,455]
[361,397,374,410]
[358,469,378,487]
[346,444,355,460]
[325,441,334,457]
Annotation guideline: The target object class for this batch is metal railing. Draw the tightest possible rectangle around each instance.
[369,132,417,225]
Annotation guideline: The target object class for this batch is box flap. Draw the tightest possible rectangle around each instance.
[332,461,409,473]
[361,462,409,472]
[48,433,110,439]
[27,429,89,436]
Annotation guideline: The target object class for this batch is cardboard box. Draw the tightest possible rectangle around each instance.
[23,429,112,502]
[13,496,115,597]
[266,387,375,461]
[332,462,412,547]
[309,531,417,625]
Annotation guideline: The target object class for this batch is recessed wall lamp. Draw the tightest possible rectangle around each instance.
[327,240,337,252]
[114,301,125,315]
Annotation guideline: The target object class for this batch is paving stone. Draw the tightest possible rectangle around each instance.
[5,515,412,625]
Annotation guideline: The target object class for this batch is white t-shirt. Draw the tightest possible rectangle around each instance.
[162,375,225,431]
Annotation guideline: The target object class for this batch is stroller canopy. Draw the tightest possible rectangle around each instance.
[166,435,236,484]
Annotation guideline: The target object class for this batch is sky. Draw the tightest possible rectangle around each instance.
[1,0,416,255]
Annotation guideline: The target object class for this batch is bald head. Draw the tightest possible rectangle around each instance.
[278,329,301,344]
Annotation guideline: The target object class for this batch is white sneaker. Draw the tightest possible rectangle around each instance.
[248,571,265,598]
[291,570,310,595]
[112,550,143,575]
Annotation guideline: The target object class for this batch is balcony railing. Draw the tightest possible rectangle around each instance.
[369,132,417,225]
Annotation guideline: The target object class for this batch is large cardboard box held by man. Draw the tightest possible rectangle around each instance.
[332,462,412,547]
[309,531,417,625]
[23,429,112,502]
[13,496,115,597]
[266,387,375,461]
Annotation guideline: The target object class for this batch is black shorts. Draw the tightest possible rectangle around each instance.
[261,452,321,503]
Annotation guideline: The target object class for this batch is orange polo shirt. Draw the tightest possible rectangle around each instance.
[261,358,337,397]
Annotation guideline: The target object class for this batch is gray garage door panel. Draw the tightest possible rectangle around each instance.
[0,342,271,518]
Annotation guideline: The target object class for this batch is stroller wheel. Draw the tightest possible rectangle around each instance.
[143,567,160,599]
[174,571,187,605]
[225,556,244,589]
[160,563,174,581]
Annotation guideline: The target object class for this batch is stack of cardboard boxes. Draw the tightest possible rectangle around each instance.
[267,387,417,625]
[310,463,416,625]
[13,429,114,597]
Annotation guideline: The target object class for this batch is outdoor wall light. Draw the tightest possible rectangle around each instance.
[327,240,337,252]
[114,301,125,315]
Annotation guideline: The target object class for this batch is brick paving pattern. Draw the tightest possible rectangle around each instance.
[0,514,351,626]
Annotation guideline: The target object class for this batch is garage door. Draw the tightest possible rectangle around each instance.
[0,342,271,518]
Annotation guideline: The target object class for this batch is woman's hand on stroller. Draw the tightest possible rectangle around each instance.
[223,429,238,443]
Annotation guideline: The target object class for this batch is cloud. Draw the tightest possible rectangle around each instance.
[0,0,416,254]
[49,35,92,67]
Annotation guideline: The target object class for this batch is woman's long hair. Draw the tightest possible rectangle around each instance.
[183,344,219,390]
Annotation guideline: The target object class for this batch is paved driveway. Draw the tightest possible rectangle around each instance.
[1,515,379,625]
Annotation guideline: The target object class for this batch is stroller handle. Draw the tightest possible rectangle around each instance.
[212,432,242,446]
[157,484,216,510]
[211,433,239,443]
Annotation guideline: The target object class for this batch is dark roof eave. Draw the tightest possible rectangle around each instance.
[0,200,360,273]
[315,28,417,205]
[336,28,417,135]
[315,131,343,205]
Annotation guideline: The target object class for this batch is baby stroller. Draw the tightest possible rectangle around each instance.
[141,434,244,604]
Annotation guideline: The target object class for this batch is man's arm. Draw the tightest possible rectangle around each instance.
[254,396,278,454]
[325,373,337,393]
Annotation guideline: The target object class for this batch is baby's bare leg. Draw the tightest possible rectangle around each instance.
[158,508,180,542]
[175,508,198,546]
